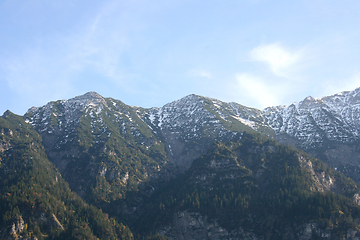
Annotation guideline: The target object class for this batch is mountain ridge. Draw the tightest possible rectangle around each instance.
[3,87,360,239]
[23,87,360,182]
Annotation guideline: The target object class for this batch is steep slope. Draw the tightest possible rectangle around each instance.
[18,88,360,239]
[139,94,273,172]
[264,87,360,146]
[0,111,134,239]
[24,92,278,230]
[24,93,271,202]
[25,92,168,205]
[263,87,360,182]
[136,132,360,239]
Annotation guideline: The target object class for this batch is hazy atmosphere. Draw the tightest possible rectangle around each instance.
[1,0,360,115]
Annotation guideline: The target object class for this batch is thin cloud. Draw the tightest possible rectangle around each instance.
[188,69,213,79]
[2,49,72,112]
[235,73,281,108]
[231,43,309,109]
[320,71,360,97]
[250,43,303,78]
[67,10,130,78]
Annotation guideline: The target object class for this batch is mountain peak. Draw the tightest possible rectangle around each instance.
[1,110,13,118]
[320,87,360,107]
[162,94,204,109]
[178,94,202,102]
[66,91,107,108]
[71,91,104,102]
[297,95,321,109]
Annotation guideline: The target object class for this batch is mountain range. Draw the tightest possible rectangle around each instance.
[2,87,360,239]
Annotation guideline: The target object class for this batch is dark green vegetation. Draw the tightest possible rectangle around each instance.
[0,112,134,239]
[136,133,360,238]
[2,92,360,239]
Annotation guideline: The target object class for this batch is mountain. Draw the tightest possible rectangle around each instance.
[0,111,134,239]
[264,88,360,145]
[2,88,360,239]
[25,92,169,203]
[135,132,360,239]
[24,92,271,203]
[263,87,360,182]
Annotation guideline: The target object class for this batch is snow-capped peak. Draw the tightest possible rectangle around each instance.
[65,92,108,109]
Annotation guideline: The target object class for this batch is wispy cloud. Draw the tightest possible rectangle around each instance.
[320,71,360,97]
[188,69,213,79]
[235,73,281,108]
[3,48,72,98]
[67,2,132,78]
[250,43,303,78]
[3,1,135,99]
[227,42,313,109]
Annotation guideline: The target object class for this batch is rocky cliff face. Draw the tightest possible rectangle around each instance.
[134,132,360,239]
[159,210,360,240]
[263,88,360,147]
[262,87,360,182]
[138,94,266,172]
[159,211,259,240]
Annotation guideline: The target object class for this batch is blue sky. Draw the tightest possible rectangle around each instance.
[1,0,360,115]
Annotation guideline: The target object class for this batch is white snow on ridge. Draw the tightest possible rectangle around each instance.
[262,87,360,146]
[232,116,256,129]
[25,88,360,151]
